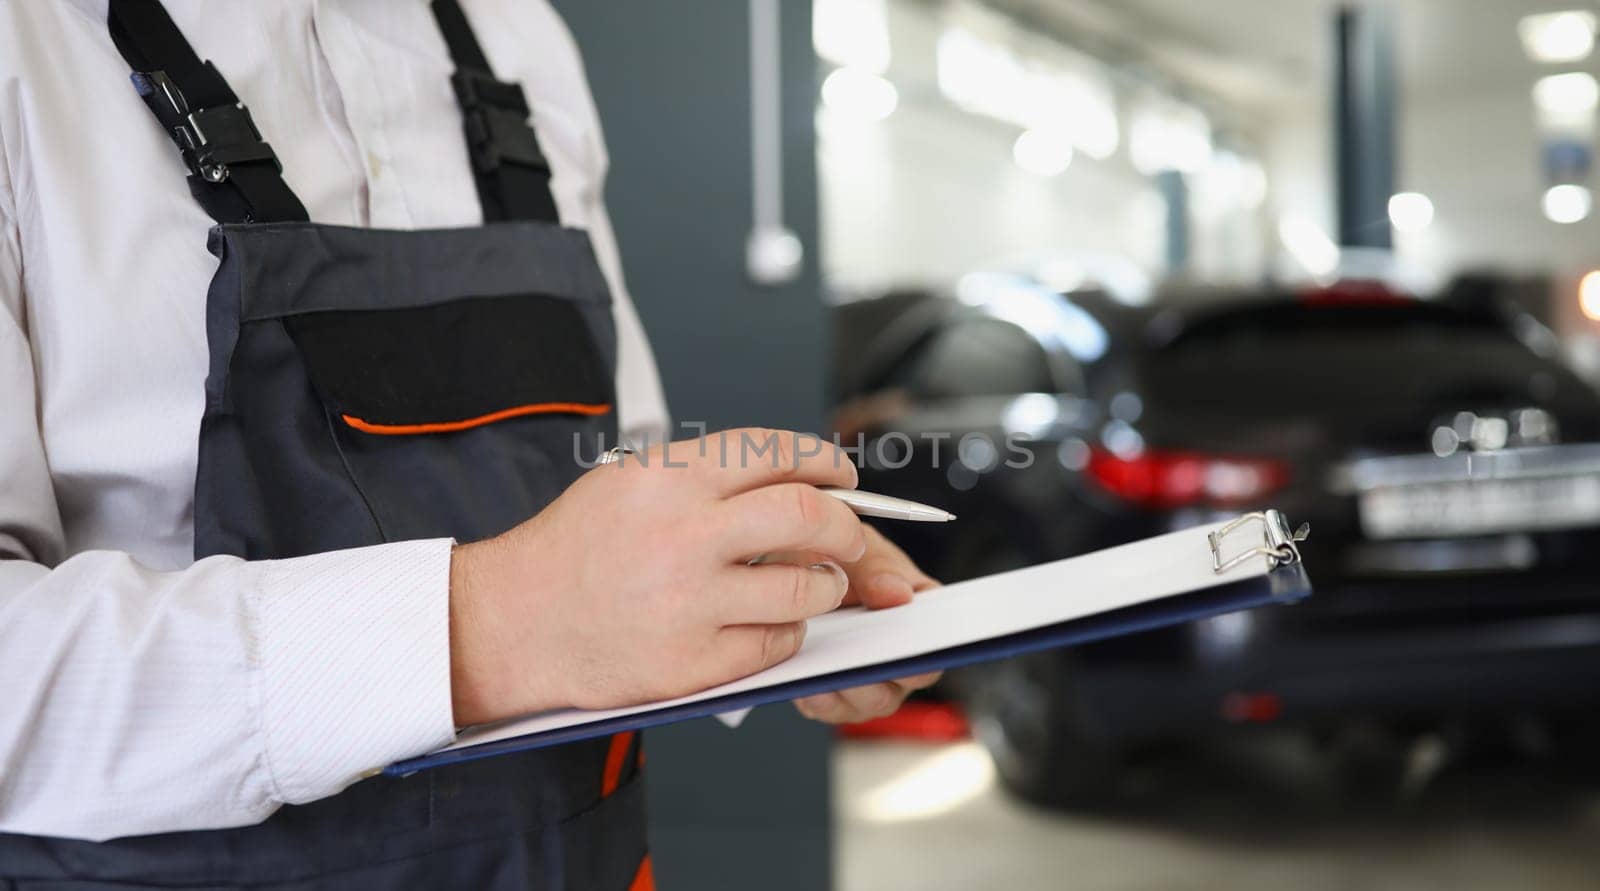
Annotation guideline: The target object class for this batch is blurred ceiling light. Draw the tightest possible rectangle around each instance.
[1278,214,1340,277]
[813,0,891,74]
[1579,270,1600,320]
[1533,71,1600,116]
[937,27,1024,115]
[1012,128,1074,177]
[1542,183,1593,223]
[1519,11,1597,64]
[936,27,1120,160]
[1129,101,1213,174]
[821,67,899,122]
[1035,73,1119,160]
[1388,192,1435,232]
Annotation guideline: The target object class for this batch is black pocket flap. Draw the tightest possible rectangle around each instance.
[286,294,613,434]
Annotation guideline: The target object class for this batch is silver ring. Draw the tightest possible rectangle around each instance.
[597,446,635,465]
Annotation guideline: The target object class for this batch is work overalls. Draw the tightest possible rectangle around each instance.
[0,1,650,887]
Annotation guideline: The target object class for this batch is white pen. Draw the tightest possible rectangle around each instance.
[820,487,956,523]
[595,446,955,522]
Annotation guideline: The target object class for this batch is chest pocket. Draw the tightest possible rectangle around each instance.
[289,293,613,436]
[272,289,619,551]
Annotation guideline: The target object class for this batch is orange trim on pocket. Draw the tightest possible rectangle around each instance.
[340,402,612,435]
[628,855,655,891]
[602,730,635,797]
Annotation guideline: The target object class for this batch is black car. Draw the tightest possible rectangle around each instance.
[832,274,1600,807]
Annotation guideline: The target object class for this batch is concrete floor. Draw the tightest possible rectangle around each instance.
[835,735,1600,890]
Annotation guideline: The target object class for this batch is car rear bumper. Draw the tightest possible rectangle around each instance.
[1330,443,1600,493]
[1074,611,1600,743]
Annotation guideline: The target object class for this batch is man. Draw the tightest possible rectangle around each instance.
[0,2,938,887]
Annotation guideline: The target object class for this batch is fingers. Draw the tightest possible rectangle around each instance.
[620,429,858,497]
[794,674,942,723]
[715,561,848,625]
[842,526,941,609]
[854,572,915,610]
[894,671,944,692]
[794,689,890,723]
[716,483,868,563]
[710,621,809,681]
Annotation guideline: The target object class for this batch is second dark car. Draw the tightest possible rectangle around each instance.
[833,274,1600,807]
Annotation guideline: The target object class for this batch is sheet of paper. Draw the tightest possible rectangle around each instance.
[441,521,1272,753]
[714,708,753,728]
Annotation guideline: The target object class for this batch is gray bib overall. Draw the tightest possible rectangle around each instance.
[0,1,652,887]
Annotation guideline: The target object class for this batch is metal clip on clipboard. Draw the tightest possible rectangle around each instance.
[1209,510,1311,575]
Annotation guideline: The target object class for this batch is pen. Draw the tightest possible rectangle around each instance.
[596,446,955,522]
[820,487,956,523]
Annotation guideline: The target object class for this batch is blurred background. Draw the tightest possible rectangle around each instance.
[557,1,1600,888]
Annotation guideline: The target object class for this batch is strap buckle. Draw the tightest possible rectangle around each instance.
[450,70,550,175]
[133,69,281,183]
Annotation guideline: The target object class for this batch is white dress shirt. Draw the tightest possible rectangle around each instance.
[0,0,668,841]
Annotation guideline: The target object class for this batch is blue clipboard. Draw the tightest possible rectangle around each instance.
[387,513,1312,777]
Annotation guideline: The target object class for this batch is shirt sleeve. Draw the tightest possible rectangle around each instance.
[0,197,458,840]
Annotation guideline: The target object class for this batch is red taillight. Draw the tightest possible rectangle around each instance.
[1085,447,1290,509]
[1298,279,1413,306]
[1221,692,1283,723]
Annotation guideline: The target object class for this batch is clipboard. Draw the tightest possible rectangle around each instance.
[386,510,1312,776]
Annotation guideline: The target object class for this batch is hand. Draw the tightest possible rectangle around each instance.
[792,525,943,724]
[448,429,866,726]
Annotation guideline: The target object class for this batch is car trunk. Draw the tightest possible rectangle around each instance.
[1130,300,1600,619]
[1135,301,1597,456]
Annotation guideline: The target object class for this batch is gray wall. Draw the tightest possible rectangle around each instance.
[548,2,832,888]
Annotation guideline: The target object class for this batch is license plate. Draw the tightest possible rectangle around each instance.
[1359,475,1600,539]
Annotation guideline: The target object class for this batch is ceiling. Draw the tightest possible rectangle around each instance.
[1396,0,1599,98]
[981,0,1600,112]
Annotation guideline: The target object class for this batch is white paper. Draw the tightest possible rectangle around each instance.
[713,708,753,728]
[441,521,1275,754]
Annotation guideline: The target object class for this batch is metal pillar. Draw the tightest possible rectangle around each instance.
[1334,4,1398,249]
[1157,169,1190,273]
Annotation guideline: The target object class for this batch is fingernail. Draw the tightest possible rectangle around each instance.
[809,561,849,607]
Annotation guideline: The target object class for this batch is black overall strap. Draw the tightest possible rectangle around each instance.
[108,0,308,224]
[430,0,561,223]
